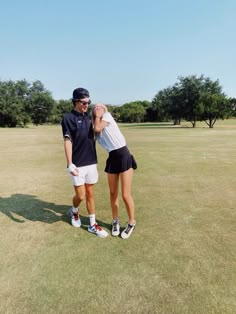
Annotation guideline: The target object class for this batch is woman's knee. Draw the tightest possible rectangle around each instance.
[122,192,132,204]
[110,189,118,199]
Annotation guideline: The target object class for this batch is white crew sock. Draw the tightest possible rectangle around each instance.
[89,214,96,226]
[72,207,79,213]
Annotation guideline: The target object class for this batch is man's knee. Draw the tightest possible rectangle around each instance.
[74,193,85,202]
[85,184,94,198]
[74,186,86,202]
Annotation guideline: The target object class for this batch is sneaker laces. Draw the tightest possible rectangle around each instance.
[73,212,79,220]
[93,223,102,231]
[124,224,133,234]
[112,221,119,232]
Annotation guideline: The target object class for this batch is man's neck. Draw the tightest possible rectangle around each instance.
[74,108,85,114]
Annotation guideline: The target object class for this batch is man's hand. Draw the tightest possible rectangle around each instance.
[68,163,79,176]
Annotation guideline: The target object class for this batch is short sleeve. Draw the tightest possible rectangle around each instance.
[102,112,114,123]
[61,115,72,140]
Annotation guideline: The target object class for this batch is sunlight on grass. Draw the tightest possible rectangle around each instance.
[0,120,236,313]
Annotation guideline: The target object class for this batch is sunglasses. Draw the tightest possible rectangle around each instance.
[78,100,91,105]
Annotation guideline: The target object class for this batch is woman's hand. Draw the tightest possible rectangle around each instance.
[93,103,108,132]
[94,103,107,118]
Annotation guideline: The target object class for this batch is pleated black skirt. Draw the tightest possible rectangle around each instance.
[105,146,137,174]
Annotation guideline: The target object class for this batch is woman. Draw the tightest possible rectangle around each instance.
[93,104,137,239]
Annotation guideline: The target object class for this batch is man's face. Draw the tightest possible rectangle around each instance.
[74,98,91,113]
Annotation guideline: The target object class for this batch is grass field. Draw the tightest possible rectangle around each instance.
[0,120,236,314]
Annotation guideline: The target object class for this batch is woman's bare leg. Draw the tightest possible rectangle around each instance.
[107,173,119,220]
[120,168,135,225]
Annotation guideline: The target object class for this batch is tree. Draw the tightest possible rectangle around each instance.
[152,86,185,124]
[151,75,230,127]
[151,88,173,122]
[30,93,55,125]
[166,85,185,125]
[229,98,236,117]
[0,79,55,127]
[118,101,147,123]
[199,93,231,128]
[0,80,31,127]
[104,105,121,121]
[176,75,206,127]
[50,99,73,123]
[28,81,55,125]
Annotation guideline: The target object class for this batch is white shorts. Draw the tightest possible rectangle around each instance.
[68,164,98,186]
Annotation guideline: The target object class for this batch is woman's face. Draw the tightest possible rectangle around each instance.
[94,105,105,115]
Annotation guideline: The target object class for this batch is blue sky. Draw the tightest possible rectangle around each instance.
[0,0,235,104]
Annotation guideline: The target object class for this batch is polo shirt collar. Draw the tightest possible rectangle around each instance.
[71,110,88,117]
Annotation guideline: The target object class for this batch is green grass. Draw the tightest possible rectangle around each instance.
[0,120,236,314]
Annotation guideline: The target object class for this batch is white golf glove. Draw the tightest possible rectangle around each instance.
[68,163,77,173]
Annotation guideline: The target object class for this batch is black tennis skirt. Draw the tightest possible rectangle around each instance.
[105,146,137,174]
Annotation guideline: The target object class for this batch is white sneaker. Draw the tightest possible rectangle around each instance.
[70,208,81,228]
[121,222,136,239]
[111,220,120,236]
[88,223,109,238]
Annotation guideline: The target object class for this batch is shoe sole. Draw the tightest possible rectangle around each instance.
[71,220,81,228]
[88,228,109,238]
[111,231,120,236]
[97,233,109,238]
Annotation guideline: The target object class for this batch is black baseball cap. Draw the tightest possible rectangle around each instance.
[72,88,90,101]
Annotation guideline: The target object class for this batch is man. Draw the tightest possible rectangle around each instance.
[61,87,108,238]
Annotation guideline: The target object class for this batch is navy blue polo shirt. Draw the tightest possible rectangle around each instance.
[61,110,97,167]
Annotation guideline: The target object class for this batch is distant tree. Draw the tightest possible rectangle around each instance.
[199,93,231,128]
[229,98,236,117]
[176,75,227,128]
[144,106,157,122]
[0,80,31,127]
[118,101,147,122]
[30,93,55,125]
[104,105,121,121]
[50,99,72,123]
[28,81,55,125]
[167,85,186,125]
[176,75,206,127]
[151,75,229,127]
[151,87,173,122]
[29,80,46,94]
[0,79,56,127]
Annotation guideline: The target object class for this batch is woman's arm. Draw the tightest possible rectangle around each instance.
[93,104,108,132]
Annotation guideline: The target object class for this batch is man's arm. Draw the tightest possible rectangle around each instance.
[64,138,78,176]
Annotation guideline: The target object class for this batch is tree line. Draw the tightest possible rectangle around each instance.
[0,75,235,128]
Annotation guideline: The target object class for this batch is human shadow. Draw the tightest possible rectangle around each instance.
[0,194,111,230]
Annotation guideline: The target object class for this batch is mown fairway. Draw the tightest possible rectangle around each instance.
[0,121,236,314]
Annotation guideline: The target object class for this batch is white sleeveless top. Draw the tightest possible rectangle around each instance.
[96,112,126,152]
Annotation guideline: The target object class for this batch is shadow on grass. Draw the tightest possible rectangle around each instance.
[0,194,110,230]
